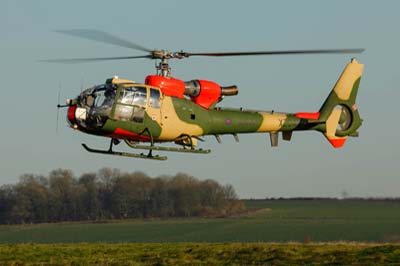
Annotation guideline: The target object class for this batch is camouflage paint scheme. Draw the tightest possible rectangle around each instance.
[69,59,363,152]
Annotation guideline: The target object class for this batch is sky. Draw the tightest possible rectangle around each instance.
[1,0,399,198]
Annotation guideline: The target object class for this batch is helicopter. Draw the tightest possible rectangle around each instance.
[45,30,365,160]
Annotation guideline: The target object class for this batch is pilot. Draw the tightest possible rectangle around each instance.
[102,89,115,108]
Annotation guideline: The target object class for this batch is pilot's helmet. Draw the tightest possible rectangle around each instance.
[105,89,114,97]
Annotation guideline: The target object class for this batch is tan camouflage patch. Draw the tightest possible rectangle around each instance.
[333,59,364,101]
[257,112,288,132]
[325,108,342,137]
[158,96,204,140]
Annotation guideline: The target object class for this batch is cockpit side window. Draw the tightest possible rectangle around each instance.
[132,87,147,106]
[114,105,134,121]
[118,86,147,107]
[114,86,147,123]
[149,88,160,108]
[118,87,135,105]
[93,87,115,109]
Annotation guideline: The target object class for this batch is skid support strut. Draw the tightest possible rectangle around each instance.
[82,129,210,160]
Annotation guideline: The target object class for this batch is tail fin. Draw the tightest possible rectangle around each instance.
[319,59,364,148]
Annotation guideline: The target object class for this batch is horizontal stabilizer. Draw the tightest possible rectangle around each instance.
[295,112,320,120]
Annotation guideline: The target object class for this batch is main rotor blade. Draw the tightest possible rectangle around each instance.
[55,29,152,52]
[40,55,151,64]
[185,48,365,57]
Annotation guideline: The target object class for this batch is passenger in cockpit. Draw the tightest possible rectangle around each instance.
[102,89,115,108]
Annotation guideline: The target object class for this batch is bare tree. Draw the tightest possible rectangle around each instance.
[0,168,243,224]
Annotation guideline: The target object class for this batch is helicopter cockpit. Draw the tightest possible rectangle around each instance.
[75,84,117,129]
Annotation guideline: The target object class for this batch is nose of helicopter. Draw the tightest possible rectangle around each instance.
[66,100,88,129]
[67,105,78,128]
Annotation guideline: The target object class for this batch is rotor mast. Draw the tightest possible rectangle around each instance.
[156,57,171,77]
[152,50,187,77]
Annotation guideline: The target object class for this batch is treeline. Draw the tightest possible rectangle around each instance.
[0,168,244,224]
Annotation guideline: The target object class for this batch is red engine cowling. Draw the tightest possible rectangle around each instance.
[145,75,238,109]
[190,80,221,109]
[186,80,239,109]
[145,75,185,98]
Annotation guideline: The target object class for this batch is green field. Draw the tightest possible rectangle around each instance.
[1,199,400,243]
[1,200,400,265]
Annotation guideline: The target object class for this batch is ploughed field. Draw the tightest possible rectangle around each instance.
[1,199,400,265]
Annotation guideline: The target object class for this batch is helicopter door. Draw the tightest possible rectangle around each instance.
[114,86,147,123]
[146,87,162,125]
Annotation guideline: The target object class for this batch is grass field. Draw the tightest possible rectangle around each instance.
[1,199,400,265]
[1,242,400,265]
[1,199,400,244]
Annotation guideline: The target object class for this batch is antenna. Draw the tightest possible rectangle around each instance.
[56,82,61,132]
[80,76,84,93]
[56,82,69,132]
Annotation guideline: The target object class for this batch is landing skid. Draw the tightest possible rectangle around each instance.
[124,141,211,154]
[82,143,167,161]
[82,133,211,160]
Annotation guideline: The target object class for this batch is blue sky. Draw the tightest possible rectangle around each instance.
[1,0,399,198]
